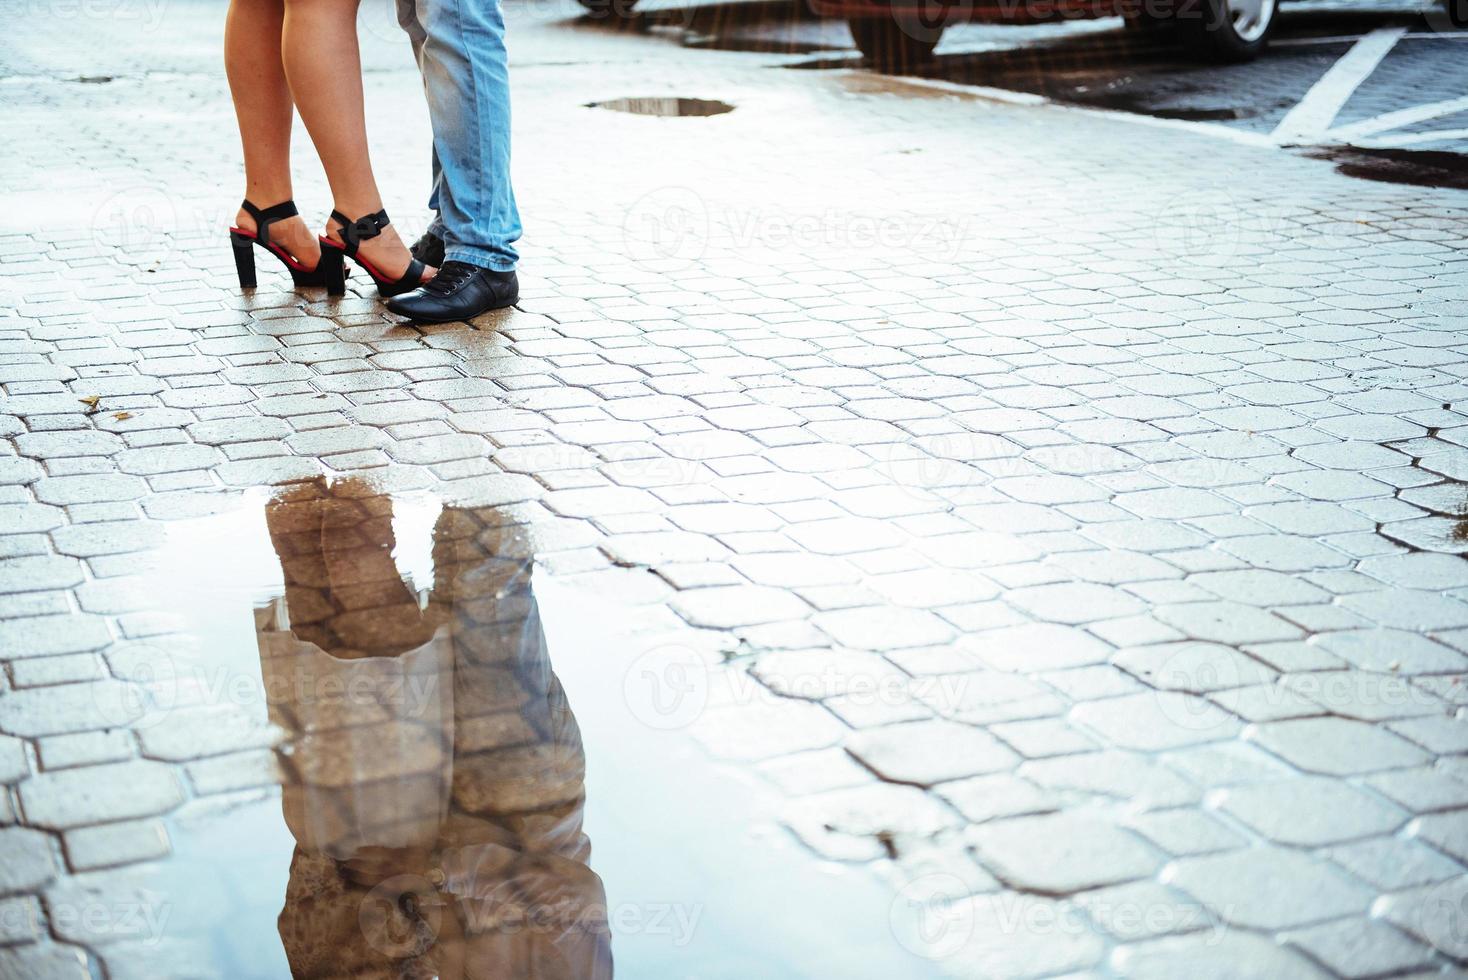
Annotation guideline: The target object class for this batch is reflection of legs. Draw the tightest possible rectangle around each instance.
[281,0,426,280]
[263,478,444,657]
[278,848,435,978]
[223,0,320,266]
[412,0,520,270]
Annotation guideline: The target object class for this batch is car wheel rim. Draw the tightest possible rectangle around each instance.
[1227,0,1275,42]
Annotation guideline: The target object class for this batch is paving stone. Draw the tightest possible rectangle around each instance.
[0,457,43,486]
[0,555,86,594]
[0,679,147,737]
[1359,552,1468,590]
[0,894,44,944]
[669,585,810,629]
[114,444,223,475]
[1112,932,1330,980]
[50,522,164,559]
[1166,846,1374,930]
[1072,691,1240,751]
[1326,836,1465,892]
[1249,717,1432,775]
[1216,776,1408,846]
[970,812,1161,894]
[1126,808,1246,857]
[989,717,1096,758]
[1413,811,1468,865]
[0,944,91,980]
[0,735,29,784]
[814,606,955,650]
[920,669,1066,726]
[750,647,906,701]
[1366,766,1468,814]
[135,706,283,763]
[1112,641,1276,692]
[935,773,1059,824]
[0,826,58,894]
[0,613,111,658]
[1075,880,1219,942]
[687,698,845,764]
[847,720,1019,787]
[782,783,961,861]
[1342,590,1468,631]
[966,622,1112,672]
[939,892,1106,978]
[1005,582,1146,625]
[1154,601,1302,644]
[1389,715,1468,754]
[757,748,872,796]
[37,731,134,772]
[1023,750,1200,808]
[18,760,184,829]
[62,819,170,871]
[32,474,148,506]
[1377,875,1468,962]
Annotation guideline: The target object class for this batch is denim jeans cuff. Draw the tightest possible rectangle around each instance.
[444,245,516,272]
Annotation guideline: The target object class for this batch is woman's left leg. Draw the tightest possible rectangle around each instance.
[223,0,321,267]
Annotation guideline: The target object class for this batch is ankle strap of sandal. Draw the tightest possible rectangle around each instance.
[330,209,391,257]
[242,199,299,249]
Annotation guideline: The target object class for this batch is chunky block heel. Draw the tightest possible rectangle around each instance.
[230,230,257,289]
[228,199,341,291]
[321,209,428,299]
[315,246,346,296]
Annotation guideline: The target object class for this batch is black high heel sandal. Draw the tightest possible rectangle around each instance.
[229,199,345,294]
[318,209,427,299]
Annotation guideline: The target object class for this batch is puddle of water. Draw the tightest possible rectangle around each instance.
[108,477,939,978]
[587,96,735,116]
[1130,104,1252,121]
[1303,145,1468,189]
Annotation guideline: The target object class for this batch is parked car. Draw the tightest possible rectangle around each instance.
[577,0,1279,67]
[821,0,1279,67]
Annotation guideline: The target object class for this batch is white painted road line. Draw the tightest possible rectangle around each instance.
[1273,30,1468,46]
[1356,128,1468,147]
[1328,95,1468,142]
[1272,26,1407,144]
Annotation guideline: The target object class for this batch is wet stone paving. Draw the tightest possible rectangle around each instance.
[3,0,1468,976]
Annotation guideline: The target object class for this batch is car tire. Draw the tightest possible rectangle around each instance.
[1176,0,1277,61]
[847,17,941,70]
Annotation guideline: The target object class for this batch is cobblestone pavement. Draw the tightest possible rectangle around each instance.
[3,0,1468,976]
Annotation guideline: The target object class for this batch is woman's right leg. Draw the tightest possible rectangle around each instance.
[280,0,428,281]
[224,0,321,267]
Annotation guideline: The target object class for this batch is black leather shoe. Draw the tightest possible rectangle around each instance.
[385,261,519,323]
[410,230,445,268]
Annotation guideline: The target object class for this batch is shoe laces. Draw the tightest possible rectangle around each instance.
[423,261,478,296]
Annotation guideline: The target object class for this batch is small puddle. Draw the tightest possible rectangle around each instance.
[1304,145,1468,190]
[95,477,939,978]
[586,97,735,117]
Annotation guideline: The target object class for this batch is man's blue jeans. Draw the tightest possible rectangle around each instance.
[396,0,521,271]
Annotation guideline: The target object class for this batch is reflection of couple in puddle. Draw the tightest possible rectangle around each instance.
[256,478,613,979]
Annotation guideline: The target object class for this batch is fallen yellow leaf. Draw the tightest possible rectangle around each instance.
[112,412,133,421]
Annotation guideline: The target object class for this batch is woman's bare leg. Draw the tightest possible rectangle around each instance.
[224,0,321,267]
[280,0,430,281]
